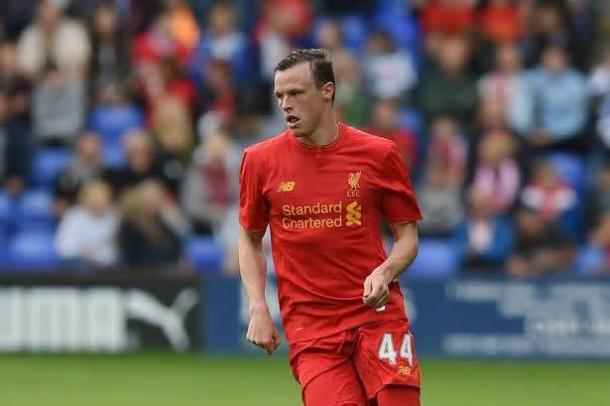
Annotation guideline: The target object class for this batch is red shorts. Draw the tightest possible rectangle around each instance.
[289,320,421,405]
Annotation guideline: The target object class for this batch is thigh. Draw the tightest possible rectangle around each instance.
[303,361,367,406]
[353,320,422,401]
[374,385,420,406]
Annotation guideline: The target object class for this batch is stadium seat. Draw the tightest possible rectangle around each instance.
[574,245,604,276]
[32,148,71,188]
[5,229,58,270]
[547,153,586,191]
[13,189,55,229]
[407,239,460,278]
[0,191,10,225]
[373,14,421,51]
[186,236,225,274]
[88,105,144,149]
[341,15,368,52]
[102,145,126,168]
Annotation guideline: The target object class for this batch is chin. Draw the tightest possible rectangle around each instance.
[290,126,307,137]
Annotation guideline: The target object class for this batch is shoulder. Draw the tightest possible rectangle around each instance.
[345,124,397,156]
[243,130,291,159]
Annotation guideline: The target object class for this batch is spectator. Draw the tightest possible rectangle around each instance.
[470,130,521,213]
[520,45,588,152]
[478,43,532,135]
[565,0,597,71]
[508,207,575,278]
[427,115,468,185]
[55,180,118,269]
[418,35,478,128]
[368,98,417,169]
[333,50,369,128]
[453,186,514,272]
[521,3,573,66]
[314,18,344,53]
[520,159,577,224]
[363,30,417,101]
[197,59,236,123]
[181,129,240,235]
[417,160,463,237]
[89,3,132,92]
[0,89,32,195]
[592,51,610,152]
[163,0,200,52]
[419,0,475,36]
[16,0,90,80]
[255,0,312,80]
[578,214,610,276]
[585,162,610,232]
[132,11,191,72]
[104,129,165,196]
[117,180,183,272]
[54,131,105,216]
[190,3,249,83]
[151,96,194,196]
[31,63,86,146]
[0,41,30,122]
[478,0,523,44]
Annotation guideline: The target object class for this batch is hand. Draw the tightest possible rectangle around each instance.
[362,267,394,308]
[246,307,281,355]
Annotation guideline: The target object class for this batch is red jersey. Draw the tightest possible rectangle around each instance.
[239,123,422,343]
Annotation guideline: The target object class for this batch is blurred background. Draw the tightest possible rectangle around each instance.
[0,0,609,405]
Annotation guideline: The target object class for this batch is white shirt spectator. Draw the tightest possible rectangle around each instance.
[365,50,417,99]
[55,206,118,267]
[17,18,90,77]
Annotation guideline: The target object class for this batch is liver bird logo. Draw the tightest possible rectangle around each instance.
[348,171,361,191]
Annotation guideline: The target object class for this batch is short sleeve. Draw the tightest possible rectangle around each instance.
[239,150,269,231]
[379,144,423,224]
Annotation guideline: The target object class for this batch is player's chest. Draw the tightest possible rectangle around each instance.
[264,155,379,209]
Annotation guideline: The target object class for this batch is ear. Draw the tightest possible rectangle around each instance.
[321,81,335,102]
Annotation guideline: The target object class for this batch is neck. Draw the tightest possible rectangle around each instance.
[298,111,338,147]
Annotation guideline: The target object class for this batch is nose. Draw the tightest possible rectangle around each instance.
[280,96,292,112]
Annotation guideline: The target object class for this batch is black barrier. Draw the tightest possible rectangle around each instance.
[0,272,201,352]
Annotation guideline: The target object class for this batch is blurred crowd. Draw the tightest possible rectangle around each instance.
[2,0,610,278]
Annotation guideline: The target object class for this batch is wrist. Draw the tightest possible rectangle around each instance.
[249,302,270,317]
[372,265,396,284]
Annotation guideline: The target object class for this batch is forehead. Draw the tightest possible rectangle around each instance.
[274,62,315,91]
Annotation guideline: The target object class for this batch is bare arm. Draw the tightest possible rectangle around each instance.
[238,226,280,354]
[363,222,419,308]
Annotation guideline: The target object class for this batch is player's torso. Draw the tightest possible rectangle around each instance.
[262,137,385,252]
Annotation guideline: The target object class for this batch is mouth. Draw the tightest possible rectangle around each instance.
[286,115,300,128]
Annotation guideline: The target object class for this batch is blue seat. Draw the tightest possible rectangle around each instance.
[89,105,144,149]
[373,15,421,51]
[407,239,460,278]
[32,148,71,188]
[547,153,586,191]
[186,236,224,274]
[0,191,10,223]
[13,189,55,229]
[574,245,604,276]
[5,229,58,270]
[102,145,126,168]
[341,15,369,52]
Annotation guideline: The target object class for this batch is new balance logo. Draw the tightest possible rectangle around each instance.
[277,181,296,192]
[346,201,362,226]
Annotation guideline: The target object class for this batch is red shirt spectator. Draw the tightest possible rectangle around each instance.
[420,0,475,35]
[479,0,523,43]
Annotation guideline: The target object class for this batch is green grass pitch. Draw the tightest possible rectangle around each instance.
[0,354,608,405]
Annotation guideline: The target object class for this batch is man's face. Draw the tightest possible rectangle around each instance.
[274,62,332,138]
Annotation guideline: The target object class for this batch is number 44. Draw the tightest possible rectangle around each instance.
[378,333,413,366]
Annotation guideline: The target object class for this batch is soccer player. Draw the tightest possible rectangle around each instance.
[239,49,422,406]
